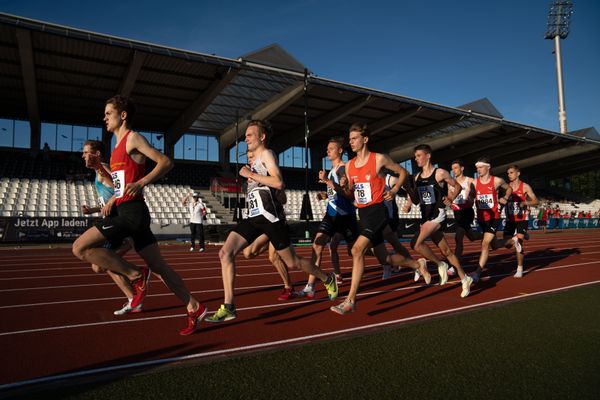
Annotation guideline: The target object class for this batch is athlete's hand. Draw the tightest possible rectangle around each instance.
[86,153,102,170]
[240,165,252,179]
[124,181,144,197]
[443,196,452,207]
[499,197,508,206]
[339,176,348,188]
[402,202,411,213]
[318,170,326,182]
[383,190,395,201]
[317,192,326,200]
[101,197,115,217]
[81,205,92,215]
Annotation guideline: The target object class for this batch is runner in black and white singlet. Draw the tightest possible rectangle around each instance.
[205,120,339,323]
[449,160,482,262]
[403,144,473,298]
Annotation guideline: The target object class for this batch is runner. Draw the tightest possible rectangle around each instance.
[449,159,482,262]
[330,122,426,315]
[469,156,513,283]
[80,139,143,316]
[497,165,539,278]
[297,136,356,298]
[72,95,206,335]
[381,172,429,280]
[402,144,473,298]
[205,120,338,323]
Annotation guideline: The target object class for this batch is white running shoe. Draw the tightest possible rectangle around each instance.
[114,299,142,315]
[199,247,205,252]
[382,264,392,280]
[513,236,522,253]
[461,275,473,298]
[514,266,524,278]
[418,258,431,284]
[438,261,449,286]
[189,247,194,252]
[295,284,315,299]
[447,266,456,277]
[414,270,421,282]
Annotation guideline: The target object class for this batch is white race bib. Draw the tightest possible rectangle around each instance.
[111,170,125,198]
[418,185,436,205]
[354,182,372,205]
[247,190,265,218]
[477,194,494,209]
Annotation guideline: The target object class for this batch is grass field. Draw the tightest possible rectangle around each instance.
[11,284,600,399]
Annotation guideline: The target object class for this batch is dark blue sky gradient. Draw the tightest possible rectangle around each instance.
[3,0,599,132]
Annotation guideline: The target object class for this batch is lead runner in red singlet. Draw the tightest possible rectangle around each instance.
[497,165,539,278]
[72,95,207,336]
[330,122,425,315]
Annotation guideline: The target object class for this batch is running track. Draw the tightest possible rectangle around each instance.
[1,230,599,392]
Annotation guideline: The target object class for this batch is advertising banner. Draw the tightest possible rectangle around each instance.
[0,217,98,242]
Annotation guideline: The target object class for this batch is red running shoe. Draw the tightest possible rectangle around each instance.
[277,287,297,301]
[179,303,207,336]
[130,267,150,309]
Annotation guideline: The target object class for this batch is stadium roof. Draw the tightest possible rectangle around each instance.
[1,12,599,178]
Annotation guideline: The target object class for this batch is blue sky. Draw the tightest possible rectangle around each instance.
[3,0,599,133]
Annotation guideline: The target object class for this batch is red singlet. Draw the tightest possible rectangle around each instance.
[475,176,500,221]
[110,131,145,206]
[507,181,528,222]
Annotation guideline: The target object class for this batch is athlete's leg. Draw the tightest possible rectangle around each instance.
[218,231,250,304]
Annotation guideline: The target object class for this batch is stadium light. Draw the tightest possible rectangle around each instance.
[545,1,574,134]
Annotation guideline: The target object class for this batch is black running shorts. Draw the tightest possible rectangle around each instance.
[357,202,389,247]
[453,208,475,231]
[478,218,500,235]
[96,200,157,252]
[233,215,291,251]
[317,213,358,244]
[503,220,528,237]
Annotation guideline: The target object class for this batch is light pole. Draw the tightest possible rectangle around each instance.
[545,1,574,134]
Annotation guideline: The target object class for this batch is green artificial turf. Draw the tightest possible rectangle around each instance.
[11,285,600,399]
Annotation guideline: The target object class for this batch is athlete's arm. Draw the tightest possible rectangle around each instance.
[439,169,460,204]
[523,183,539,208]
[496,177,512,205]
[377,153,407,200]
[96,163,113,187]
[125,131,174,196]
[240,150,284,190]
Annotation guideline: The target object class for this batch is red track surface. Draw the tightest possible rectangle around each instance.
[1,230,599,390]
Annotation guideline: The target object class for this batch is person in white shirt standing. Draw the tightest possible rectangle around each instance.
[182,192,207,252]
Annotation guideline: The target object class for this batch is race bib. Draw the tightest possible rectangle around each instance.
[509,202,520,214]
[418,185,436,205]
[326,185,335,200]
[353,182,372,205]
[476,194,494,209]
[454,192,466,204]
[111,170,125,198]
[247,190,265,218]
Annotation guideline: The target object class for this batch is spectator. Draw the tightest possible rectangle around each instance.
[42,142,51,162]
[181,192,207,252]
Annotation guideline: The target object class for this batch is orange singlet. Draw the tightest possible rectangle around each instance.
[346,151,385,208]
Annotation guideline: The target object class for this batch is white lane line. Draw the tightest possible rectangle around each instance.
[1,279,598,391]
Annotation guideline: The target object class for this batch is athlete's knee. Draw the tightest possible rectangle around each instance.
[218,247,235,263]
[350,244,364,259]
[72,240,89,261]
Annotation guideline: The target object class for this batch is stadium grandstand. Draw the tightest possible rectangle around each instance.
[1,12,599,242]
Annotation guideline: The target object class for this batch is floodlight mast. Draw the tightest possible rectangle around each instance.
[545,1,574,134]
